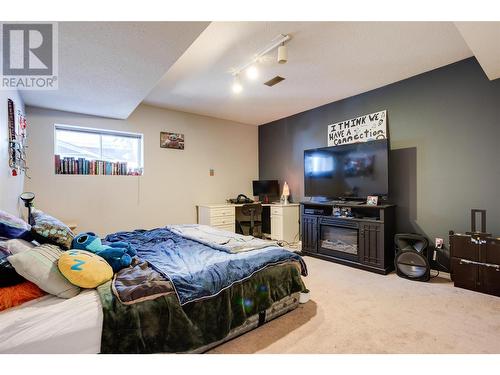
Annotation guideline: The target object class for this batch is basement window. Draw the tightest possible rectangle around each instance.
[54,124,143,175]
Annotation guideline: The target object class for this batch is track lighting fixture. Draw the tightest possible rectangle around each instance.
[230,34,290,93]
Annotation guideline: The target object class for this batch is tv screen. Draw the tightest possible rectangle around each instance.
[304,140,389,199]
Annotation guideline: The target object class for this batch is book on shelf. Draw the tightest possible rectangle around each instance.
[54,154,61,174]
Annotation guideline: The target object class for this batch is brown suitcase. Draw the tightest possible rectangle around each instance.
[449,209,500,297]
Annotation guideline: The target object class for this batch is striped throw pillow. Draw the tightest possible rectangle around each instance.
[8,244,80,298]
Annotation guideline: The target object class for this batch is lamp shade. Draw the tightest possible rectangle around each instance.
[19,192,35,226]
[282,181,290,196]
[20,192,35,206]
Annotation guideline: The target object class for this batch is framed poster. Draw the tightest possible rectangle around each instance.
[160,132,185,150]
[327,110,387,147]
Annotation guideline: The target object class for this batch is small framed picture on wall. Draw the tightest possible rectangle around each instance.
[160,132,185,150]
[366,195,379,206]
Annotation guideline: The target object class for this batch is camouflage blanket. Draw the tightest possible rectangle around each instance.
[97,261,306,353]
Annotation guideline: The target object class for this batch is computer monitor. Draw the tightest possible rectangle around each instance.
[252,180,280,200]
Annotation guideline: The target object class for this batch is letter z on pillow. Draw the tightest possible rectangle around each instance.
[58,250,113,288]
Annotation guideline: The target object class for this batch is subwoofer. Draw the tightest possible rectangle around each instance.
[394,233,430,281]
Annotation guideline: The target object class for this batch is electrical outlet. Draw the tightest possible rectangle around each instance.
[209,169,214,176]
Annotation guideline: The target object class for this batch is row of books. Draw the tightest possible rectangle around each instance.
[55,155,133,175]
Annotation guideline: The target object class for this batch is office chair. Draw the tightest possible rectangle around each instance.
[237,203,263,237]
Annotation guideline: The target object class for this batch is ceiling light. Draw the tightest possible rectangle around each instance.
[232,75,242,94]
[246,65,258,80]
[277,43,288,64]
[229,34,291,93]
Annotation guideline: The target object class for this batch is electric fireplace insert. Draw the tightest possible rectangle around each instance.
[318,219,359,261]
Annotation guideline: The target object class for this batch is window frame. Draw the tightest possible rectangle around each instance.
[53,124,144,174]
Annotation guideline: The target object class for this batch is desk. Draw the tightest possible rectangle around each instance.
[197,203,300,243]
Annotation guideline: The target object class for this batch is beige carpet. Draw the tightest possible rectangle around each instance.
[208,256,500,354]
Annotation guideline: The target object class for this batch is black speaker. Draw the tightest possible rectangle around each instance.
[394,233,430,282]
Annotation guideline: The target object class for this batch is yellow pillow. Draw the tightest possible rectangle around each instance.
[58,250,113,288]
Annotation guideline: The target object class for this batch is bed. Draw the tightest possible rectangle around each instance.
[0,224,308,353]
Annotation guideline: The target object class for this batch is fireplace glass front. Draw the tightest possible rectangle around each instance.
[319,221,359,260]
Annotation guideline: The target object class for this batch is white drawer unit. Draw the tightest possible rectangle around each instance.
[270,205,299,243]
[209,207,234,218]
[197,203,299,239]
[271,206,282,216]
[197,205,236,232]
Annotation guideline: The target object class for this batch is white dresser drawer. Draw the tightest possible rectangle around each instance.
[210,207,234,218]
[198,205,235,228]
[210,216,235,226]
[271,207,283,216]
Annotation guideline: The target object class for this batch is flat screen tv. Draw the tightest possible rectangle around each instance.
[304,139,389,199]
[252,180,280,198]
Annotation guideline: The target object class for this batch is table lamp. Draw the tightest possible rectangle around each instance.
[20,192,35,225]
[281,181,290,204]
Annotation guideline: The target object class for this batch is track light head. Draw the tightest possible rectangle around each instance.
[246,65,258,80]
[232,75,242,94]
[277,43,288,64]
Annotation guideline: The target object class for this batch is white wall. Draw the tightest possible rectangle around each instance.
[24,104,258,236]
[0,90,25,216]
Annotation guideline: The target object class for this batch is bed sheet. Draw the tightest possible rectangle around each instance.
[0,289,102,354]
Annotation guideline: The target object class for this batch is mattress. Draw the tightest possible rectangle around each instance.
[0,288,300,354]
[0,289,103,354]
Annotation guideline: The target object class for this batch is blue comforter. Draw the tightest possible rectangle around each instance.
[105,228,307,305]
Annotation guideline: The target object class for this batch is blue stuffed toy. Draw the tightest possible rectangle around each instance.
[71,232,136,272]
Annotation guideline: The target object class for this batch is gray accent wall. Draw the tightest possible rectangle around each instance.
[259,58,500,262]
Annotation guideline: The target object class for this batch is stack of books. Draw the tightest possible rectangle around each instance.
[55,155,132,175]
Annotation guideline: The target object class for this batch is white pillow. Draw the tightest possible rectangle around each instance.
[8,244,80,299]
[0,239,35,255]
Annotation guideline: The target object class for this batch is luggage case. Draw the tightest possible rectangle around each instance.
[449,209,500,297]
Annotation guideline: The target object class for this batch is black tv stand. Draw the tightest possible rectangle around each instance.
[300,201,396,274]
